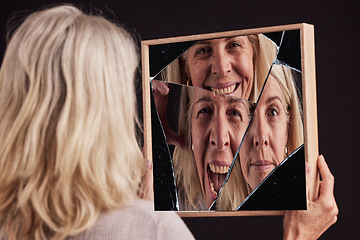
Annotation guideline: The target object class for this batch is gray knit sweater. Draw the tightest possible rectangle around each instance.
[66,199,194,240]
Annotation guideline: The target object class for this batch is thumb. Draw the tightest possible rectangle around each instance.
[317,155,335,201]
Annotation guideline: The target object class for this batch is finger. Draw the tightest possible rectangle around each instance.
[152,80,169,95]
[159,82,169,95]
[141,159,154,200]
[317,155,335,199]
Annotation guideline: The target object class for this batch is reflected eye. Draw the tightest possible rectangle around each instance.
[228,42,241,48]
[228,109,243,120]
[267,108,279,117]
[196,47,212,55]
[197,107,213,116]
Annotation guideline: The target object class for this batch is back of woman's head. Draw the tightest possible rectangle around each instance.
[0,5,144,240]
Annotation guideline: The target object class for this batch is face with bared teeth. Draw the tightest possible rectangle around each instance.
[190,88,250,208]
[186,36,254,100]
[240,75,289,192]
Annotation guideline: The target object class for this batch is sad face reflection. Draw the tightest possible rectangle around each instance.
[240,74,289,192]
[190,88,251,207]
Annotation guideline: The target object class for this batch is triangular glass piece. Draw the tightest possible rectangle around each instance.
[150,85,179,211]
[237,145,306,210]
[276,30,301,72]
[263,31,283,47]
[149,41,196,78]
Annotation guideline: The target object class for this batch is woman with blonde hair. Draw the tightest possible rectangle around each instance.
[0,5,193,240]
[211,64,304,210]
[235,64,304,205]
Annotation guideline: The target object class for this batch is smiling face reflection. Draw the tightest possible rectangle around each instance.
[240,75,289,192]
[190,88,250,207]
[187,36,254,99]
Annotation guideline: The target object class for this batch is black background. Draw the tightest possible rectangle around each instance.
[1,0,359,239]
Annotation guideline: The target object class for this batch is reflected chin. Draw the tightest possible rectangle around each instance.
[248,165,275,191]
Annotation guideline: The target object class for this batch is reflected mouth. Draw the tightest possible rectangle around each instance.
[207,163,230,198]
[206,83,239,95]
[251,160,274,172]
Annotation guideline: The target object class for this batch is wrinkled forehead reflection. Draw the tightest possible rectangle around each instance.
[191,87,255,119]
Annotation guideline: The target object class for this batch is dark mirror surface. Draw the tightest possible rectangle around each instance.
[150,86,178,211]
[149,41,196,78]
[237,145,306,210]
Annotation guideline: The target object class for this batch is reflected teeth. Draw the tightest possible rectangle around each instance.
[211,84,236,94]
[209,164,230,174]
[210,182,218,197]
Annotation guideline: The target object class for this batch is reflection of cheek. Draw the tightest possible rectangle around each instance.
[236,58,252,77]
[190,68,206,87]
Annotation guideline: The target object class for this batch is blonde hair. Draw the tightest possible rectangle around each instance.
[218,64,304,210]
[269,64,304,153]
[0,5,144,240]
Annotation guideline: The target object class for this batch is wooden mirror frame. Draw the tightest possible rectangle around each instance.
[141,23,319,217]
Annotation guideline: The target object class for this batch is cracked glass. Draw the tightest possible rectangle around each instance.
[149,31,306,211]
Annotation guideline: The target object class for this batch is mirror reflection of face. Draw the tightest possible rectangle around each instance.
[190,88,250,208]
[187,36,254,100]
[240,75,289,192]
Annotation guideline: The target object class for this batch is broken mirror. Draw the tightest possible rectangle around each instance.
[142,24,318,215]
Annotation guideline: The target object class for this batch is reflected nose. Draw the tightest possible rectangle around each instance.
[210,115,230,151]
[211,50,231,77]
[253,115,269,148]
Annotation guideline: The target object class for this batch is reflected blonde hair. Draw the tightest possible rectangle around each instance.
[164,34,277,210]
[269,64,304,153]
[0,5,144,240]
[218,64,304,210]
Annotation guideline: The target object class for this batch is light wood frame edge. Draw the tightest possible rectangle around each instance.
[141,23,318,217]
[301,24,320,201]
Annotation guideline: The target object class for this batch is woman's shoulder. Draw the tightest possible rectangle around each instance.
[67,199,194,240]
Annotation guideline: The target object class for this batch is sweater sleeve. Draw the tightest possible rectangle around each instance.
[156,212,195,240]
